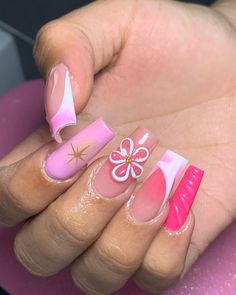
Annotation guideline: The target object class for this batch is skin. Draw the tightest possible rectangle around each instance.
[1,0,236,293]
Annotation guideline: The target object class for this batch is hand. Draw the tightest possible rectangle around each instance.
[0,0,236,293]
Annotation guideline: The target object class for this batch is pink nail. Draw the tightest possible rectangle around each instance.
[93,127,158,198]
[164,165,204,231]
[45,117,115,180]
[131,150,188,222]
[45,64,77,143]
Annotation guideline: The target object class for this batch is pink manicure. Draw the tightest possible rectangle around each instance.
[45,117,115,180]
[45,64,77,143]
[131,150,188,222]
[164,165,204,231]
[93,127,158,198]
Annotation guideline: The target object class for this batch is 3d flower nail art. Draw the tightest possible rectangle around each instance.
[109,138,150,182]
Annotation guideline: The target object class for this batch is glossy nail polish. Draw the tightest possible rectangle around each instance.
[45,64,76,143]
[45,117,115,180]
[131,150,188,222]
[93,127,159,198]
[164,165,204,231]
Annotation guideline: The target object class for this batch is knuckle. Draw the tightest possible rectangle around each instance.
[7,183,40,216]
[96,242,139,273]
[143,254,183,281]
[33,20,62,67]
[72,274,100,295]
[52,204,100,247]
[14,235,46,276]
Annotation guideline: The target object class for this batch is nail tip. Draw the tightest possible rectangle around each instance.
[96,116,116,139]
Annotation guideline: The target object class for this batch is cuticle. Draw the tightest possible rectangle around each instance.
[41,156,76,184]
[126,195,168,226]
[89,157,135,201]
[163,214,193,236]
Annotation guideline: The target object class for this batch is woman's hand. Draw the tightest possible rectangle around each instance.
[1,0,236,293]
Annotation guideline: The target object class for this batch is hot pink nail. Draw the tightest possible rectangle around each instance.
[45,64,76,143]
[164,165,204,231]
[131,150,188,222]
[45,117,115,180]
[93,127,159,198]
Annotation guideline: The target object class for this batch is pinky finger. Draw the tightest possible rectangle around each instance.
[134,165,204,293]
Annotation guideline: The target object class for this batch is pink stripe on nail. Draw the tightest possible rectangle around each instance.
[164,165,204,231]
[45,117,115,180]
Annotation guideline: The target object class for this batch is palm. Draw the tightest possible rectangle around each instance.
[81,0,236,269]
[3,0,236,272]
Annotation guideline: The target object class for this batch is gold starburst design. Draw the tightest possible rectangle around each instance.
[67,144,90,164]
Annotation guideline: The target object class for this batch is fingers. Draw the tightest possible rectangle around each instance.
[14,127,158,276]
[134,166,204,293]
[33,0,136,141]
[0,118,114,227]
[70,151,188,295]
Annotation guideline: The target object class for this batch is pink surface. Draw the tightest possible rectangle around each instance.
[0,80,236,295]
[45,117,115,180]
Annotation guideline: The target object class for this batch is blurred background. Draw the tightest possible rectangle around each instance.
[0,0,214,294]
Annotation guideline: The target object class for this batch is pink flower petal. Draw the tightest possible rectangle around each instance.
[130,162,144,179]
[120,138,134,157]
[109,150,126,164]
[132,147,149,163]
[112,162,131,182]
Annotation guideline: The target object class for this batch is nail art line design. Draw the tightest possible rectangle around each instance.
[45,117,115,180]
[154,150,188,210]
[109,138,150,182]
[67,144,90,164]
[45,64,77,143]
[164,165,204,231]
[130,150,188,222]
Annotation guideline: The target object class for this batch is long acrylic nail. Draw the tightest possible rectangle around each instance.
[45,64,76,143]
[164,165,204,231]
[130,150,188,222]
[45,117,115,180]
[93,127,159,198]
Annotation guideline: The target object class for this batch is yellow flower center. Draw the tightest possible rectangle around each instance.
[126,156,133,163]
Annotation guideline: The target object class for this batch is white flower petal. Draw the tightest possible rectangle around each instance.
[112,163,131,182]
[109,150,126,164]
[120,137,134,157]
[130,162,144,179]
[132,146,150,163]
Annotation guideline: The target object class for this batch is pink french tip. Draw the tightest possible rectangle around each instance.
[130,150,188,222]
[45,64,77,143]
[164,165,204,231]
[45,117,115,180]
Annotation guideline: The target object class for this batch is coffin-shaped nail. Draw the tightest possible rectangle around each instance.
[45,117,115,180]
[130,150,188,222]
[45,64,76,143]
[164,165,204,231]
[93,127,159,198]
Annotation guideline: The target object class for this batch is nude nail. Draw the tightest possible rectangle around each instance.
[93,127,159,198]
[45,64,76,143]
[130,150,188,222]
[164,165,204,231]
[45,117,115,180]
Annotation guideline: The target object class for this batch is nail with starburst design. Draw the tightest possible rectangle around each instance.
[45,117,115,180]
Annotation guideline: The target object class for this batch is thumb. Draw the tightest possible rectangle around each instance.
[33,0,134,142]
